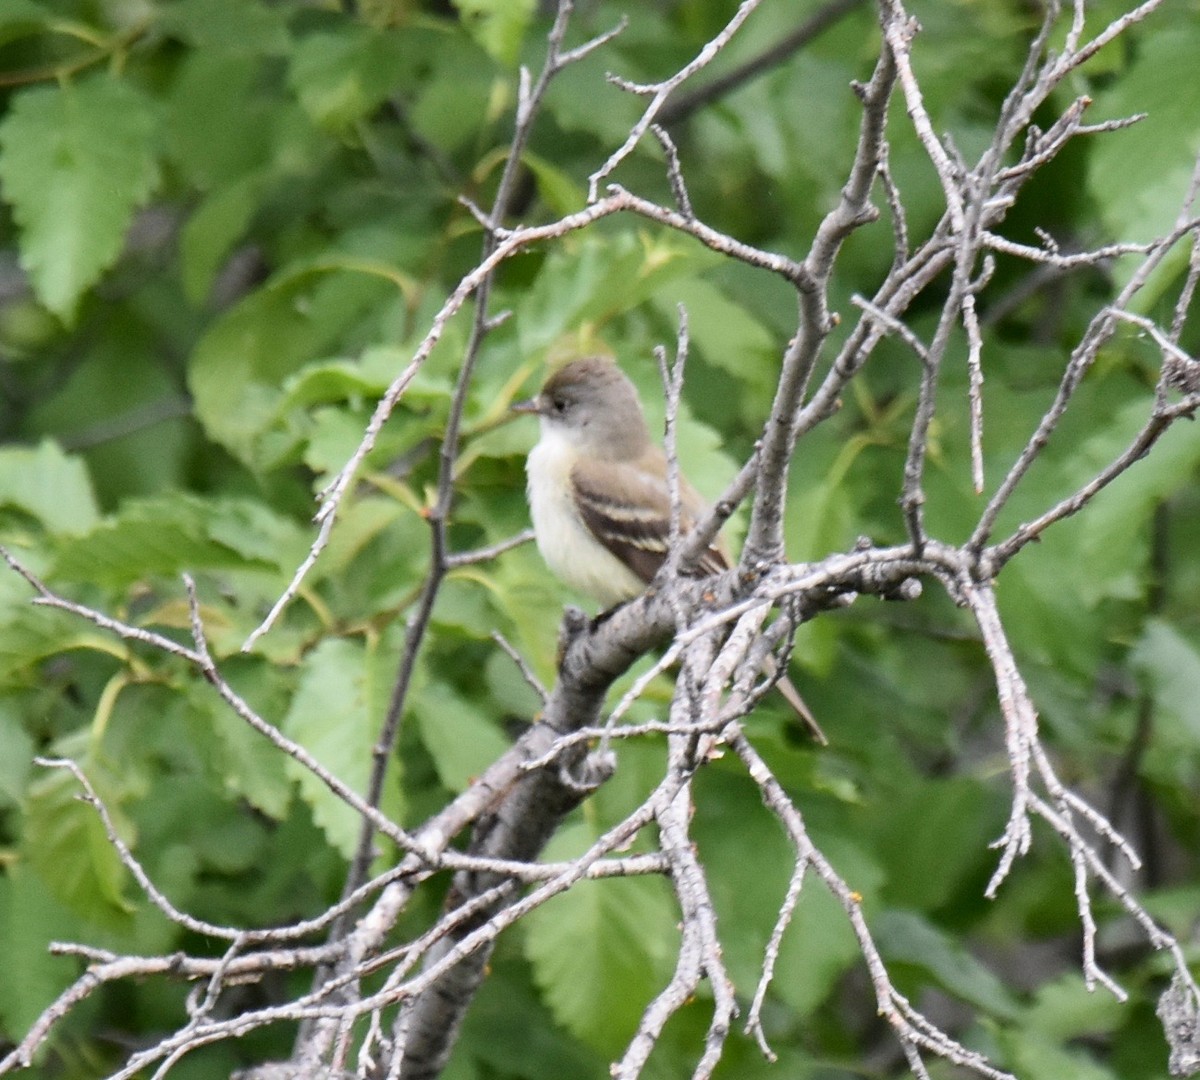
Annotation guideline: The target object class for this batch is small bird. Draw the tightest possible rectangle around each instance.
[513,356,827,744]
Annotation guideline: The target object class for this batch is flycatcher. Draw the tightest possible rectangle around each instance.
[513,356,826,744]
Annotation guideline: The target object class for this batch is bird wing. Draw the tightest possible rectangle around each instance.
[570,452,729,585]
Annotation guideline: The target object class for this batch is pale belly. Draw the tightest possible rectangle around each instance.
[526,431,644,608]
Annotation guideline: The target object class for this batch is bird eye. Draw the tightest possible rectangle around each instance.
[551,396,567,414]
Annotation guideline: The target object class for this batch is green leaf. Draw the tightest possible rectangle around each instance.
[523,153,586,216]
[0,440,99,536]
[281,637,400,858]
[183,678,292,821]
[998,1027,1118,1080]
[0,867,78,1039]
[0,0,49,47]
[875,776,1001,911]
[180,172,269,304]
[411,679,510,792]
[288,26,410,130]
[772,853,877,1016]
[52,494,305,588]
[525,821,677,1054]
[1089,25,1200,244]
[24,763,135,925]
[0,76,158,322]
[452,0,535,67]
[1131,620,1200,745]
[0,604,119,686]
[1075,398,1200,605]
[516,232,723,358]
[1024,973,1127,1041]
[165,51,277,191]
[651,278,774,377]
[159,0,290,55]
[0,699,34,809]
[875,909,1020,1019]
[187,266,394,464]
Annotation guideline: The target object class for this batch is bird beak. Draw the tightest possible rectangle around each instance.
[510,394,542,416]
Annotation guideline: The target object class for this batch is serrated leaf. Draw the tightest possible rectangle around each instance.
[183,678,292,821]
[281,638,400,857]
[0,440,99,536]
[52,494,303,588]
[525,822,677,1054]
[0,76,158,322]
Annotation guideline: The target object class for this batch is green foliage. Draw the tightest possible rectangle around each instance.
[0,0,1197,1077]
[0,75,159,322]
[525,825,678,1054]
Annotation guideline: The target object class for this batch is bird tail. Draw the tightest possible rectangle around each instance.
[775,674,828,746]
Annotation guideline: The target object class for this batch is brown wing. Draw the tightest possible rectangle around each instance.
[571,452,729,585]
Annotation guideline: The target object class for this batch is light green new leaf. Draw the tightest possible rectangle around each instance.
[0,440,99,536]
[0,76,158,322]
[525,822,677,1055]
[282,637,400,858]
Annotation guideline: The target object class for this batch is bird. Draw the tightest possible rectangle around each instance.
[512,355,827,744]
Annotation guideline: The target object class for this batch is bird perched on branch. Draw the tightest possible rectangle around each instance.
[513,355,826,744]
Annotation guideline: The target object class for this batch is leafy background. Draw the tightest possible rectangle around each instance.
[1,0,1199,1077]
